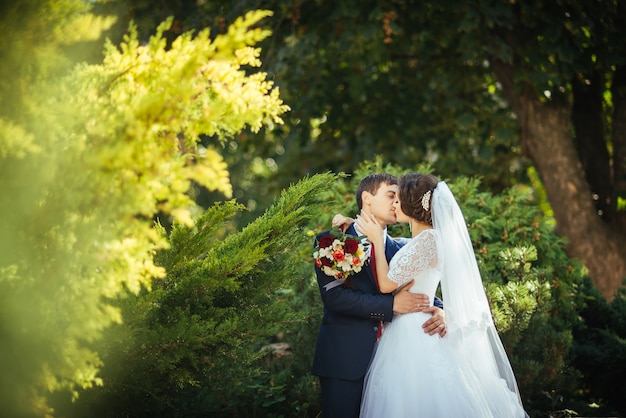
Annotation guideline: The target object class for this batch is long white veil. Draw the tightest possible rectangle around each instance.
[432,181,526,412]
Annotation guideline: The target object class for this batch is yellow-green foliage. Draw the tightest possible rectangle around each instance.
[0,2,288,416]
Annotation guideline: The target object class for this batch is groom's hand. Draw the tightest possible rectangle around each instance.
[422,307,446,337]
[392,280,430,314]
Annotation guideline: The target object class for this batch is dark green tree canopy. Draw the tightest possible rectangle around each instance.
[101,0,626,298]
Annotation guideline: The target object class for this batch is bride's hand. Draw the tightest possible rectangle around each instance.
[332,213,354,232]
[355,210,384,244]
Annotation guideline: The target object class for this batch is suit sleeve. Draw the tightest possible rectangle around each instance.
[315,265,395,321]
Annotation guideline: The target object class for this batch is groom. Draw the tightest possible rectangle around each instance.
[312,173,446,418]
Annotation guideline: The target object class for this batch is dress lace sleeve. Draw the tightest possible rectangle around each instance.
[387,230,440,288]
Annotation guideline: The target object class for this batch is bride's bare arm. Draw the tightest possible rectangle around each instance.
[331,213,354,232]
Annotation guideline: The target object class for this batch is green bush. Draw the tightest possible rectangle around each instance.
[52,160,626,417]
[570,279,626,416]
[52,174,337,417]
[275,160,599,418]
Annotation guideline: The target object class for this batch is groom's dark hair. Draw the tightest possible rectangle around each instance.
[356,173,398,210]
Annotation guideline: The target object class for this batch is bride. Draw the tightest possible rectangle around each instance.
[348,173,527,418]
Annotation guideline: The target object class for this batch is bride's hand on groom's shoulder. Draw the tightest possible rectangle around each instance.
[331,213,354,232]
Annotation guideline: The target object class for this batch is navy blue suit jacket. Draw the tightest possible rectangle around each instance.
[311,224,404,380]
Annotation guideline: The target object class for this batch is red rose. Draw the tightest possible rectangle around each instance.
[333,249,345,262]
[318,234,335,248]
[344,238,359,254]
[320,257,333,267]
[352,256,361,266]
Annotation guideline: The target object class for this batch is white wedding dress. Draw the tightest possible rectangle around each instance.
[360,208,527,417]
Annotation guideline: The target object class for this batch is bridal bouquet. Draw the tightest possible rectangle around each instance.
[313,228,368,280]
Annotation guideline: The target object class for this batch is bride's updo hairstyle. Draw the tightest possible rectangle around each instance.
[398,173,439,226]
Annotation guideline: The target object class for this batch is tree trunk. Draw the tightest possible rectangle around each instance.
[493,61,626,301]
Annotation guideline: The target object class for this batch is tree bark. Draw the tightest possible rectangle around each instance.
[492,60,626,301]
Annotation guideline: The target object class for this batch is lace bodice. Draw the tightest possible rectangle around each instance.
[387,229,442,299]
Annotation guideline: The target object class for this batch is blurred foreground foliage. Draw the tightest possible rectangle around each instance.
[0,2,287,416]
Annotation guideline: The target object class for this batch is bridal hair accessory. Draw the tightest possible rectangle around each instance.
[421,190,432,211]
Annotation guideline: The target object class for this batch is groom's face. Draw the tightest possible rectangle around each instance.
[364,182,398,226]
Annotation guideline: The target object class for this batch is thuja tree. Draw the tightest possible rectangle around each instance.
[52,173,337,417]
[0,3,288,416]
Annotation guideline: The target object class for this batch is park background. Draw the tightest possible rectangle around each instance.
[1,0,625,417]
